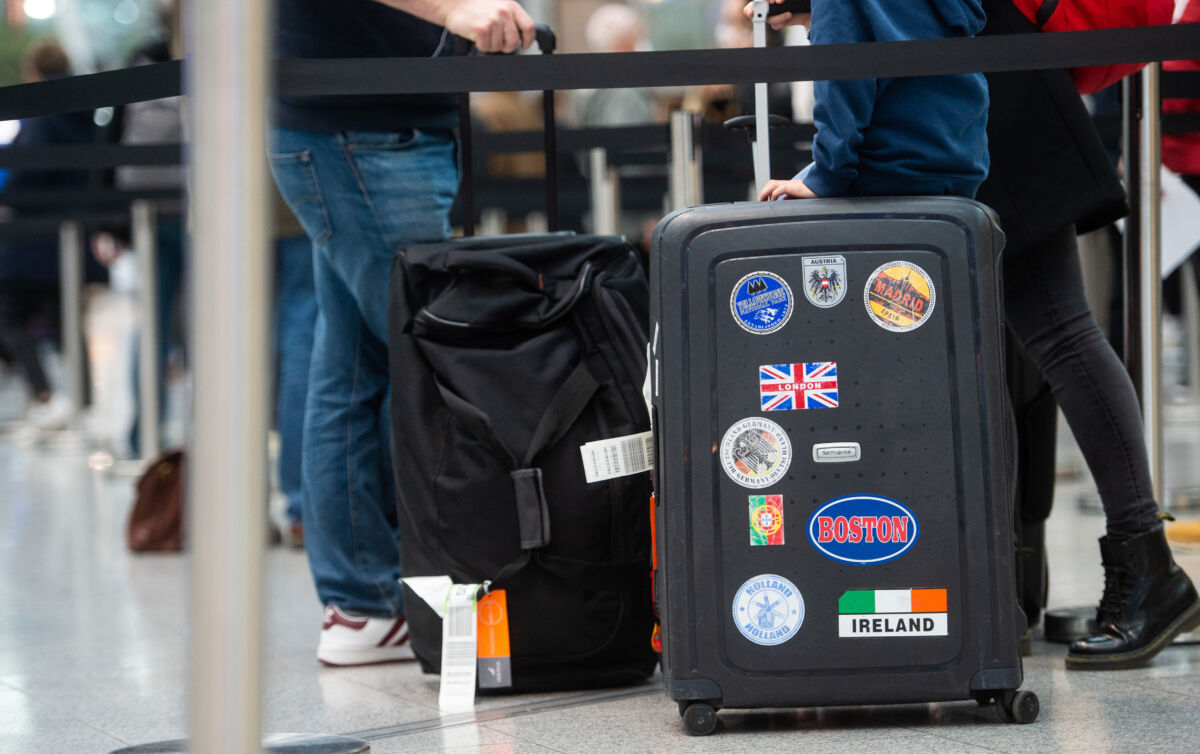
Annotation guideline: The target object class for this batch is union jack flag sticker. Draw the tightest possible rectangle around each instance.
[760,362,839,411]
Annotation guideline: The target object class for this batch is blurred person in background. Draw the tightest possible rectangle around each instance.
[571,4,658,127]
[0,40,102,435]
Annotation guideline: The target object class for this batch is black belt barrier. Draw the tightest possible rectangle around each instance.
[0,25,1197,121]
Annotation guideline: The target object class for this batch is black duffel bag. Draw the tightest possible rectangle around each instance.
[387,232,657,692]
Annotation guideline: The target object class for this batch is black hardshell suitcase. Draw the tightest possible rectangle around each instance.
[649,197,1037,734]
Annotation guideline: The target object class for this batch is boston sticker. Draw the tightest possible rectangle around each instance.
[730,271,793,335]
[837,588,948,638]
[720,417,792,489]
[802,255,846,308]
[733,574,805,646]
[864,261,936,333]
[807,494,920,565]
[760,361,838,412]
[749,495,785,546]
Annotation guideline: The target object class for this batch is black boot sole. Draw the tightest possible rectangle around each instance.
[1065,598,1200,670]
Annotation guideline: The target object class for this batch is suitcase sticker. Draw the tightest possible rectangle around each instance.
[720,417,792,488]
[730,271,793,335]
[803,255,847,308]
[760,362,838,411]
[807,494,920,565]
[732,574,805,646]
[837,588,949,638]
[748,495,786,546]
[864,261,936,333]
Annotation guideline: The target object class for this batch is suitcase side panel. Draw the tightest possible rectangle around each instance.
[651,198,1020,709]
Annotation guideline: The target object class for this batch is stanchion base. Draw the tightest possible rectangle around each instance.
[1044,605,1098,644]
[111,733,370,753]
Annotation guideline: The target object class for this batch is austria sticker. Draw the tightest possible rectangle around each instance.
[837,588,948,638]
[760,362,838,412]
[749,495,785,546]
[803,255,846,308]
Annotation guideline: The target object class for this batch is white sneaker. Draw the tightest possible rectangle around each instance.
[27,393,73,431]
[317,605,414,666]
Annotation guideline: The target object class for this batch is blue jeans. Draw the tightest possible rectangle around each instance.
[275,234,317,524]
[268,127,457,616]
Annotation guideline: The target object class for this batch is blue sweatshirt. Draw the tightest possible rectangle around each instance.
[799,0,990,199]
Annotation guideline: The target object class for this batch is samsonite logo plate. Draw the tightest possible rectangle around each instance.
[807,495,920,565]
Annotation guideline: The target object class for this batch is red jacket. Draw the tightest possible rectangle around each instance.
[1163,0,1200,176]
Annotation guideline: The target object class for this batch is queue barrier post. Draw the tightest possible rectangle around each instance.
[57,221,85,425]
[669,110,703,212]
[132,200,161,461]
[589,148,620,236]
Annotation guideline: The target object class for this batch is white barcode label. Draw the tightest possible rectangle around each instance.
[580,431,655,483]
[439,584,479,713]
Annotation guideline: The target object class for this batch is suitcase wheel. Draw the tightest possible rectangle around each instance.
[996,689,1039,724]
[681,702,720,736]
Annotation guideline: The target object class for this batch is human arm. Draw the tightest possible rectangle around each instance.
[374,0,536,53]
[758,177,819,201]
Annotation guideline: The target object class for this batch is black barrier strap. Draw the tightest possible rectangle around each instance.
[2,26,1199,121]
[273,25,1200,96]
[1163,70,1200,99]
[0,60,182,121]
[0,144,183,170]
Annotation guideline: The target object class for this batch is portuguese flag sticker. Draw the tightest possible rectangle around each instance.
[749,495,785,546]
[837,588,948,638]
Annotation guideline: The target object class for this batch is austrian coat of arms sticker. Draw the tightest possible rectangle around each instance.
[802,255,846,308]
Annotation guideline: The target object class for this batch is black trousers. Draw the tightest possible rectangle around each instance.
[1003,225,1159,538]
[0,289,56,397]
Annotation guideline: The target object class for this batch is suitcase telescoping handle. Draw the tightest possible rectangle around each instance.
[454,24,558,237]
[745,1,808,190]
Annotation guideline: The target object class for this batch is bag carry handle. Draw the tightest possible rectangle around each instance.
[455,24,558,237]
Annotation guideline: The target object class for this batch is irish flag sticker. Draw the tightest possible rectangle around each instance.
[837,588,948,638]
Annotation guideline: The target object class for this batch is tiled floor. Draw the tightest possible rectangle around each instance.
[2,416,1200,753]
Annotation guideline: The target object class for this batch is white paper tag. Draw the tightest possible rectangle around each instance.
[580,431,654,483]
[439,583,479,713]
[400,575,454,619]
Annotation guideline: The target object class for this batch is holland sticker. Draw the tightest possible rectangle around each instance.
[749,495,785,546]
[720,417,792,489]
[730,272,793,335]
[864,261,936,333]
[733,574,805,646]
[802,255,846,308]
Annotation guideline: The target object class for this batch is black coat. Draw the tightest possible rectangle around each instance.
[975,0,1128,255]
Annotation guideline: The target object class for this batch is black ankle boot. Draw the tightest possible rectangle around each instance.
[1066,525,1200,670]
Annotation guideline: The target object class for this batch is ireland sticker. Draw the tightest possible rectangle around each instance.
[749,495,785,546]
[720,417,792,489]
[730,271,793,335]
[864,261,936,333]
[802,255,846,308]
[733,574,805,646]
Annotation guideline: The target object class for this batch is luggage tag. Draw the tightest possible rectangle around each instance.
[401,577,514,707]
[580,431,654,483]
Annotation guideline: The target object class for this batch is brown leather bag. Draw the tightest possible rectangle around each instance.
[127,449,186,552]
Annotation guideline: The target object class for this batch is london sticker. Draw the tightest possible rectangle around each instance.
[749,495,785,546]
[730,271,793,335]
[802,255,846,308]
[720,417,792,489]
[760,361,838,412]
[864,261,936,333]
[733,574,805,646]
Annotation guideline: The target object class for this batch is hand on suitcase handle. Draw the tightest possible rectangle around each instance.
[443,0,539,54]
[744,0,811,30]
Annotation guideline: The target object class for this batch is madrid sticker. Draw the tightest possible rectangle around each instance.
[733,574,805,646]
[749,495,785,546]
[760,361,838,412]
[837,588,948,638]
[803,255,846,308]
[864,261,936,333]
[730,271,793,335]
[720,417,792,489]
